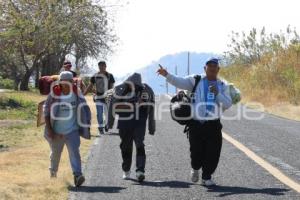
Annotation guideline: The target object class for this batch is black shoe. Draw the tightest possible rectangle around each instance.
[98,128,104,135]
[136,171,145,182]
[104,125,109,132]
[74,175,85,187]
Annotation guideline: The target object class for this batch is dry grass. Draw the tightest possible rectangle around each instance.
[264,103,300,121]
[0,93,97,200]
[220,63,300,121]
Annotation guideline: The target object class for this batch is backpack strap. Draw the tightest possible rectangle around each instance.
[182,75,201,136]
[106,72,114,89]
[191,75,201,103]
[192,75,201,93]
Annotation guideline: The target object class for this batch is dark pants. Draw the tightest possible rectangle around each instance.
[119,125,146,173]
[188,119,223,180]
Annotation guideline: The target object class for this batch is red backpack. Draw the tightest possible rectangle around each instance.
[39,75,81,95]
[39,75,59,95]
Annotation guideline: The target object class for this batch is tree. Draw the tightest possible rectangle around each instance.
[0,0,117,90]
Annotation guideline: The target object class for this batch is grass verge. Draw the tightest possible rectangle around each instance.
[220,65,300,121]
[0,92,96,200]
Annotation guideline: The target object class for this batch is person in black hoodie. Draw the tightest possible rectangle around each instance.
[109,73,155,182]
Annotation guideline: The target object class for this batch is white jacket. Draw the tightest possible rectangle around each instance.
[166,73,232,121]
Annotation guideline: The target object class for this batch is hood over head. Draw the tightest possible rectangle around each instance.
[125,73,143,88]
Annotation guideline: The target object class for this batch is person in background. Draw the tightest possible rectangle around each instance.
[63,61,77,77]
[84,61,115,135]
[110,73,156,182]
[157,58,232,187]
[44,71,91,187]
[62,60,86,92]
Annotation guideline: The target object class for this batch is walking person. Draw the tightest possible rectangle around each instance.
[110,73,156,182]
[62,60,86,92]
[84,61,115,135]
[62,60,78,78]
[44,71,91,187]
[157,58,232,186]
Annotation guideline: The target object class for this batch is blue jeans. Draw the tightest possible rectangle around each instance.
[45,130,82,176]
[95,101,106,129]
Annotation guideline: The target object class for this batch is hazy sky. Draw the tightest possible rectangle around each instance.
[103,0,300,77]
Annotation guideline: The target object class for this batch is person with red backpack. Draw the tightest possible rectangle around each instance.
[38,61,85,95]
[62,60,86,92]
[43,71,91,187]
[157,58,232,187]
[62,61,77,77]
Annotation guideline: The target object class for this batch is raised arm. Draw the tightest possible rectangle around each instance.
[166,74,194,91]
[157,65,194,91]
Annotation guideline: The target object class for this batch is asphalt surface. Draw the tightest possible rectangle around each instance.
[69,95,300,200]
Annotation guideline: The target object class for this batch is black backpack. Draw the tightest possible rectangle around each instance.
[170,75,201,126]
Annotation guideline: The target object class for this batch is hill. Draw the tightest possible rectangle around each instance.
[117,52,218,94]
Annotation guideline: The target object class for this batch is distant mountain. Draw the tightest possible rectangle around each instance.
[117,52,218,94]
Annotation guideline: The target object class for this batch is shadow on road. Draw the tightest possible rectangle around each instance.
[207,185,290,197]
[68,185,126,193]
[106,132,120,136]
[132,180,195,188]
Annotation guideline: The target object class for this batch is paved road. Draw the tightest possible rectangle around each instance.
[69,95,300,200]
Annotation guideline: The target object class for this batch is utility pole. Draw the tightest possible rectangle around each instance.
[175,65,178,93]
[187,51,190,75]
[166,67,169,94]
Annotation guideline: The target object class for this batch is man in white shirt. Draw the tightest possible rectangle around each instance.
[157,58,232,186]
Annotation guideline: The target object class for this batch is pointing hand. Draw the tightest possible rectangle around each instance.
[156,64,168,77]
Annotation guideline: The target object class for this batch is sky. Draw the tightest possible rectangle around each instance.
[101,0,300,77]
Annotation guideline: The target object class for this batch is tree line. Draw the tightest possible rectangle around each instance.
[0,0,117,90]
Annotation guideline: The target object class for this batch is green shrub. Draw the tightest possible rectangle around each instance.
[0,76,14,89]
[0,94,36,120]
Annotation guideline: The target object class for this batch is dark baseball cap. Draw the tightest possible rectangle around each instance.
[63,61,72,67]
[206,57,219,65]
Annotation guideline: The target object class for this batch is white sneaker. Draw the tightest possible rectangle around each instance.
[136,171,145,182]
[201,179,216,186]
[191,169,199,183]
[122,171,131,180]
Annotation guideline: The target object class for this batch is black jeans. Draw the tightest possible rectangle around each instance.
[119,125,146,173]
[188,119,223,180]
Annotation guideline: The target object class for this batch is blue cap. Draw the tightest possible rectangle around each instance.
[206,57,219,65]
